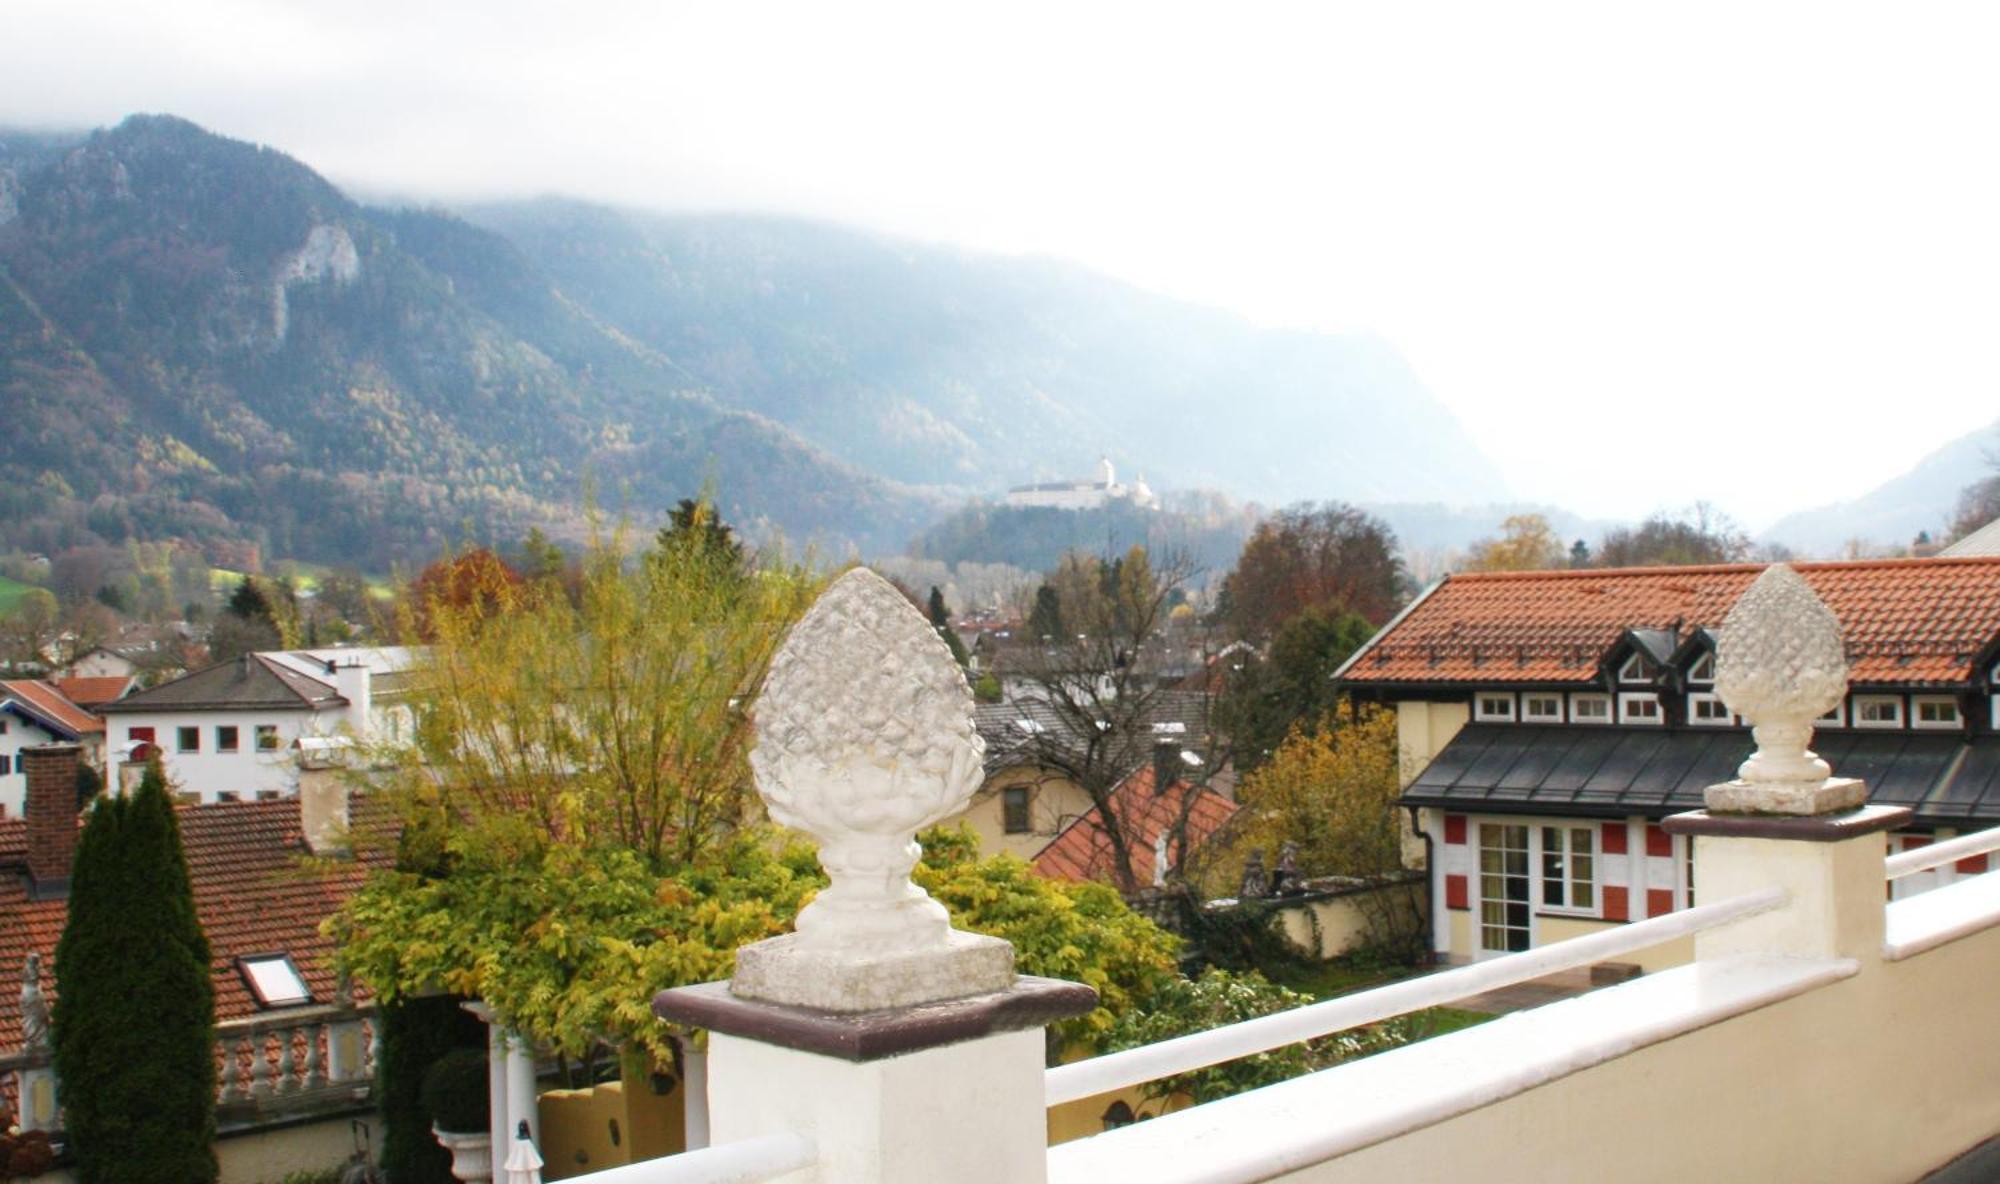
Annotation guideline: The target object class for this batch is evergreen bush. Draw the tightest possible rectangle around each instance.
[52,761,217,1184]
[376,996,487,1184]
[418,1048,490,1133]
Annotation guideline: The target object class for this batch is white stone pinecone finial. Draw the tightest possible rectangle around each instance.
[733,566,1013,1011]
[1708,564,1863,814]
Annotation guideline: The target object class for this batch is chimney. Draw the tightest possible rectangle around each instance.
[1152,739,1179,795]
[22,744,82,896]
[335,661,372,741]
[297,766,351,857]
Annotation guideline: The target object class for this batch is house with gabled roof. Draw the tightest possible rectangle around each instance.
[98,647,418,803]
[0,681,106,817]
[1333,555,2000,968]
[1032,758,1238,892]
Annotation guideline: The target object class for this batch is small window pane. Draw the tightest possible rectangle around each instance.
[178,726,200,753]
[255,725,280,751]
[216,726,240,753]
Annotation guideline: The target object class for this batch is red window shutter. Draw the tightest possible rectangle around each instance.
[1601,821,1628,855]
[1444,814,1467,845]
[1445,874,1469,910]
[1646,824,1672,857]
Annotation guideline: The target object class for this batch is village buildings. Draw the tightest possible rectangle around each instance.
[1334,555,2000,967]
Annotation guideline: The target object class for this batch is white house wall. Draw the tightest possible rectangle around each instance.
[111,705,370,801]
[0,716,65,817]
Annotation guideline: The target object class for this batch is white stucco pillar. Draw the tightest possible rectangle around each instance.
[679,1036,710,1150]
[464,1002,510,1162]
[506,1030,539,1147]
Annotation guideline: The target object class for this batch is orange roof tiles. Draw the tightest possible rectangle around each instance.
[1340,556,2000,687]
[52,677,134,710]
[1033,764,1238,887]
[0,680,103,736]
[0,798,389,1053]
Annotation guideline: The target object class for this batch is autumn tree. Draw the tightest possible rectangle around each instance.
[394,524,817,866]
[1951,470,2000,542]
[1229,705,1402,876]
[1220,502,1403,640]
[1216,606,1376,772]
[1594,505,1748,568]
[1463,514,1566,572]
[403,548,525,641]
[1009,546,1224,894]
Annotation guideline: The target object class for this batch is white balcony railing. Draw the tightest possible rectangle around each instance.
[1884,823,2000,961]
[1046,885,1786,1106]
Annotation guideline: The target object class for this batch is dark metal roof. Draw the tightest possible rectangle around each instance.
[1402,724,1996,825]
[99,654,342,714]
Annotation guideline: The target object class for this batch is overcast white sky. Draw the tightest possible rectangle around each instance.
[7,0,1999,529]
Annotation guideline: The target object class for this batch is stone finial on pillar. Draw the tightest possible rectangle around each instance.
[732,567,1011,1012]
[1707,564,1864,816]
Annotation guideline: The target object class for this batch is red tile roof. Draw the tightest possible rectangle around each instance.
[1340,557,2000,687]
[51,677,134,710]
[1033,765,1238,887]
[0,798,388,1053]
[0,680,103,736]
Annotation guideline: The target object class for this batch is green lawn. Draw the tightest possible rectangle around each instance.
[0,576,37,616]
[1265,956,1496,1047]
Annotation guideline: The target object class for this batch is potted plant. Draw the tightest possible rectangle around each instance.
[421,1048,492,1183]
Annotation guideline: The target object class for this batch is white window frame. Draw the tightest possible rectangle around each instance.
[1853,695,1904,729]
[1521,694,1564,724]
[238,954,313,1008]
[1570,693,1612,724]
[1618,692,1663,726]
[1820,700,1846,728]
[1474,817,1604,958]
[1687,692,1734,726]
[1686,652,1716,684]
[1473,692,1517,723]
[1912,696,1962,730]
[1992,695,2000,732]
[1536,822,1601,918]
[1617,653,1652,685]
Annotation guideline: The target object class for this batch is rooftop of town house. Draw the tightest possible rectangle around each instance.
[1031,763,1237,885]
[0,795,389,1055]
[1337,555,2000,687]
[0,681,103,738]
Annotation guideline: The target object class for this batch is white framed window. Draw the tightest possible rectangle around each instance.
[1477,819,1601,955]
[1992,696,2000,731]
[1820,701,1845,727]
[255,724,280,751]
[1618,692,1663,725]
[1570,693,1612,724]
[1687,693,1734,726]
[1913,696,1962,730]
[1853,696,1904,729]
[1617,653,1653,684]
[1474,693,1517,723]
[1521,694,1564,723]
[1538,824,1597,914]
[177,726,200,753]
[1687,652,1716,684]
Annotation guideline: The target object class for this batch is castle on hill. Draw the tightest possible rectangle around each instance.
[1003,458,1158,511]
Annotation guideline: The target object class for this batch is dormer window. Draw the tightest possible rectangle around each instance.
[1617,654,1653,684]
[1618,693,1663,725]
[1688,693,1733,726]
[1853,696,1904,729]
[1571,693,1612,724]
[1820,701,1845,727]
[1522,695,1563,723]
[1912,697,1961,730]
[1474,693,1517,723]
[1687,653,1716,684]
[238,954,312,1008]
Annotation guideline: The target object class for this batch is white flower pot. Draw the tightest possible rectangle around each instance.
[432,1125,493,1183]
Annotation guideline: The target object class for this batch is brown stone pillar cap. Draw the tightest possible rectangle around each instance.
[653,975,1098,1062]
[1663,803,1912,842]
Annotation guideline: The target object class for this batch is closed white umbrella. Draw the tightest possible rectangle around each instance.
[501,1120,544,1184]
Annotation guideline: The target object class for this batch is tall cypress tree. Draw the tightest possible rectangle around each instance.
[53,762,218,1183]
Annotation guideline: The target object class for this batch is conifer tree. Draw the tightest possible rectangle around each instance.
[53,762,218,1184]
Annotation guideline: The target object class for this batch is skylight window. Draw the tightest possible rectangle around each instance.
[238,955,312,1008]
[1151,721,1187,735]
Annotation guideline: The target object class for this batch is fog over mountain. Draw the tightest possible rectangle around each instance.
[1761,420,1999,556]
[0,115,1516,571]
